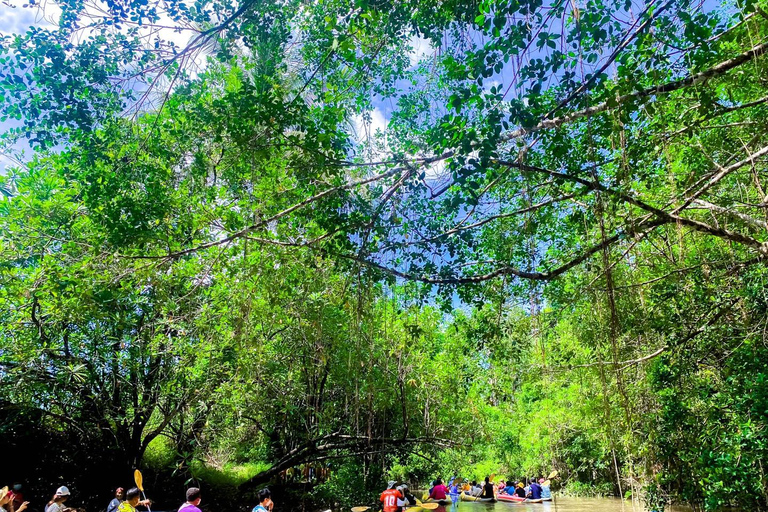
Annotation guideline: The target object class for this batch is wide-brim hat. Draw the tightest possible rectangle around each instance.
[0,487,9,503]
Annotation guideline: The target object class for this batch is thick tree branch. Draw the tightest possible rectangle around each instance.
[504,40,768,141]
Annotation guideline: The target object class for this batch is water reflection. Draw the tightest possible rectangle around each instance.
[421,497,692,512]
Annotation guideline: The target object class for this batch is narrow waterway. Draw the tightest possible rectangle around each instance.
[422,497,691,512]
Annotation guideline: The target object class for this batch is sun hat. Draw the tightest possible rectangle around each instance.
[0,487,9,503]
[55,486,71,497]
[387,480,397,489]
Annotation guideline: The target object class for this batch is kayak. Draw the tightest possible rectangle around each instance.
[498,495,545,504]
[496,494,527,503]
[421,493,453,506]
[460,492,495,503]
[423,498,452,505]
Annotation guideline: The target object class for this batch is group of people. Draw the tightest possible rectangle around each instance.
[106,485,274,512]
[107,486,275,512]
[464,477,551,500]
[0,485,29,512]
[0,485,79,512]
[380,474,553,511]
[379,481,418,512]
[2,483,276,512]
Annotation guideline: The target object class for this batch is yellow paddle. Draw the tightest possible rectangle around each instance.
[133,470,151,512]
[547,470,559,479]
[415,499,440,509]
[351,507,370,512]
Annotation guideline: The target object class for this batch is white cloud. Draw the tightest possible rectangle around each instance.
[424,160,447,181]
[407,34,435,68]
[0,1,58,35]
[351,106,388,144]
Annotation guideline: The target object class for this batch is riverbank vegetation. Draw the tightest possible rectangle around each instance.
[2,0,768,510]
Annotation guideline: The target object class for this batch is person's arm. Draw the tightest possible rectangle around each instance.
[16,502,29,512]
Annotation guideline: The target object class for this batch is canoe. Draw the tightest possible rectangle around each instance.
[527,499,543,503]
[460,492,495,503]
[541,498,552,502]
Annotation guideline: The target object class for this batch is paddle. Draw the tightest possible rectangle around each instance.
[547,470,559,479]
[415,498,441,509]
[133,469,152,512]
[351,507,370,512]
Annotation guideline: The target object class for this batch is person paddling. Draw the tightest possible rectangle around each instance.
[514,483,526,498]
[448,480,460,506]
[107,488,124,512]
[252,488,274,512]
[528,479,542,500]
[380,481,402,512]
[479,477,495,500]
[179,488,202,512]
[45,487,70,512]
[429,479,448,501]
[396,485,416,508]
[539,478,551,500]
[1,487,28,512]
[8,484,25,512]
[118,488,151,512]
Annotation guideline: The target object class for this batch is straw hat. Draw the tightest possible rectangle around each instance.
[0,487,9,503]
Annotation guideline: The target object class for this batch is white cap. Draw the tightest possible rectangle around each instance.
[55,486,71,497]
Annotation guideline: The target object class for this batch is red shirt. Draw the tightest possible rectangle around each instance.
[380,489,403,512]
[430,484,448,500]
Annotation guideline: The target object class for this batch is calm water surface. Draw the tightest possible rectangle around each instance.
[423,497,691,512]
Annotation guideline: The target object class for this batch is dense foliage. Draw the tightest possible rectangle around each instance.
[2,0,768,510]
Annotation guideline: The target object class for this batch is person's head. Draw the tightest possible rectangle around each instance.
[125,488,141,507]
[257,488,271,505]
[517,483,524,489]
[115,488,125,500]
[485,477,490,484]
[402,484,409,492]
[0,487,11,507]
[12,485,22,494]
[54,487,71,503]
[387,481,397,490]
[186,488,201,505]
[539,478,545,484]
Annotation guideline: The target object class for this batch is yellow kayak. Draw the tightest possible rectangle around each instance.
[460,492,495,503]
[420,493,452,505]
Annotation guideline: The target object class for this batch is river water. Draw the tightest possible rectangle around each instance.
[422,497,691,512]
